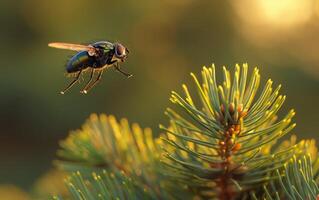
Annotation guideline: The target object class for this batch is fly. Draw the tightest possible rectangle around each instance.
[48,41,132,94]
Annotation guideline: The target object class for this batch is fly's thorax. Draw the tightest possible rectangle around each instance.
[91,41,114,58]
[92,41,113,49]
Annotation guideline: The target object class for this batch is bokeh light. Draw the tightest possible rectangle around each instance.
[234,0,314,28]
[232,0,319,78]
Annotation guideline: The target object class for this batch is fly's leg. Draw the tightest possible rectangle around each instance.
[80,68,95,94]
[115,64,133,78]
[82,70,103,94]
[60,70,82,94]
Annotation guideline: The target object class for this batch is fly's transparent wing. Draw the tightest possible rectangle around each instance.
[48,42,97,56]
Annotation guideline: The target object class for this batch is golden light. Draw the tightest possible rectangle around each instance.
[231,0,319,78]
[259,0,313,26]
[233,0,315,28]
[315,0,319,17]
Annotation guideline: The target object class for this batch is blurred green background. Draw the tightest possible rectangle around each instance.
[0,0,319,194]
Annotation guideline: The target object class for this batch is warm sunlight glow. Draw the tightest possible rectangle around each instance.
[232,0,319,78]
[316,0,319,17]
[259,0,313,26]
[233,0,314,28]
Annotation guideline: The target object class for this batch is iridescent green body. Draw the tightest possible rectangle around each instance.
[66,41,114,73]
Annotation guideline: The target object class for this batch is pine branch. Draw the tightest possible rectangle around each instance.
[160,64,303,199]
[252,154,319,200]
[52,169,158,200]
[55,114,172,199]
[57,114,160,170]
[48,63,319,200]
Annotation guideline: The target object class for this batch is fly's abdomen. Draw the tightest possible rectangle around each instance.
[66,51,95,73]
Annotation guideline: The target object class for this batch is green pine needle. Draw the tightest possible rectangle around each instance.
[161,64,317,198]
[51,63,319,200]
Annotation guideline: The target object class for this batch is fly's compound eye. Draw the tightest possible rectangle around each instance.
[115,43,126,58]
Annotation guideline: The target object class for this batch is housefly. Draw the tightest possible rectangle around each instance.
[48,41,132,94]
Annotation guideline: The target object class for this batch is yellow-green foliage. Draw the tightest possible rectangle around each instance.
[56,114,171,199]
[160,64,319,199]
[54,64,319,200]
[57,114,161,173]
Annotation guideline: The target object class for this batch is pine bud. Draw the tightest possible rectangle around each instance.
[220,104,225,115]
[229,103,235,115]
[232,143,241,152]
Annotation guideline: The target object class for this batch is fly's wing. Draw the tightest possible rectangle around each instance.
[48,42,97,56]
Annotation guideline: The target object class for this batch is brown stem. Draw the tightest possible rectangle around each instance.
[216,105,243,200]
[217,126,233,200]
